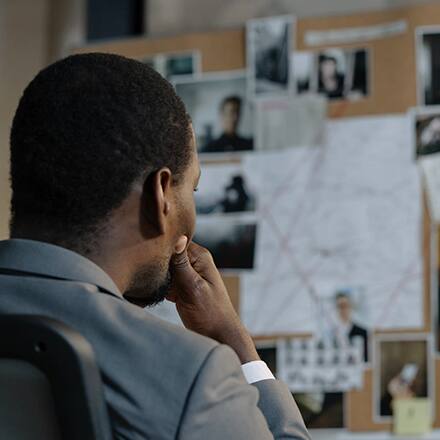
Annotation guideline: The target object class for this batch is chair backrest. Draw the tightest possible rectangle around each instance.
[0,314,112,440]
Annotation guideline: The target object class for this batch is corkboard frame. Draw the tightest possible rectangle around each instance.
[75,1,440,432]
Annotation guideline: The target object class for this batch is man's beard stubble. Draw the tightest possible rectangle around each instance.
[123,260,172,308]
[124,199,193,308]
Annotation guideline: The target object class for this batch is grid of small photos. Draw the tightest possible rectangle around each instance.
[140,17,440,433]
[256,333,434,429]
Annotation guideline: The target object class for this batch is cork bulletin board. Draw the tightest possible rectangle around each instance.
[77,2,440,432]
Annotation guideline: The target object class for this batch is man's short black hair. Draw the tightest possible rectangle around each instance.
[10,53,192,253]
[220,95,242,112]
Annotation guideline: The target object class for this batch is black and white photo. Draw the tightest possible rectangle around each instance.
[174,72,254,154]
[194,219,257,270]
[374,335,431,421]
[247,16,293,95]
[141,51,200,80]
[292,52,316,94]
[330,289,370,363]
[317,48,369,100]
[256,343,345,429]
[293,393,345,429]
[416,27,440,105]
[412,107,440,157]
[195,163,257,215]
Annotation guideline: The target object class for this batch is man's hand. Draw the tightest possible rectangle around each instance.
[168,241,259,364]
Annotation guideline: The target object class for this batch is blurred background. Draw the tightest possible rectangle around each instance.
[0,0,433,239]
[2,1,440,439]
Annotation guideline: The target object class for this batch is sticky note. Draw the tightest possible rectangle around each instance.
[393,398,431,436]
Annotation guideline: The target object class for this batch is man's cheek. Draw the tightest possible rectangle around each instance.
[187,204,197,241]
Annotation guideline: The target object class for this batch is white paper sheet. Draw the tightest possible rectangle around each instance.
[242,115,423,335]
[246,15,294,96]
[304,20,407,46]
[255,95,327,150]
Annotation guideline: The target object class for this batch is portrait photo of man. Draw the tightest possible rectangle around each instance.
[316,49,369,101]
[174,73,254,155]
[203,96,253,153]
[333,291,369,362]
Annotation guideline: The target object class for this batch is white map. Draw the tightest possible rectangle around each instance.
[242,115,424,335]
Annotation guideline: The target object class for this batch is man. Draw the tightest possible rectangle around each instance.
[334,291,369,362]
[0,54,310,439]
[203,95,253,153]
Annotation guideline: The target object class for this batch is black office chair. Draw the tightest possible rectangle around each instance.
[0,315,112,440]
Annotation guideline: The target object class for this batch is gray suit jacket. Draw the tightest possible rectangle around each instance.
[0,239,310,440]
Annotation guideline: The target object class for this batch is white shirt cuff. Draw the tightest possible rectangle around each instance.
[241,360,275,384]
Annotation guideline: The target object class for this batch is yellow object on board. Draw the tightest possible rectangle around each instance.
[393,398,431,436]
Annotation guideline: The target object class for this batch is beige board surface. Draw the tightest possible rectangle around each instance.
[76,2,440,432]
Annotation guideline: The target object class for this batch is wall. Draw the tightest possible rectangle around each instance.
[146,0,433,36]
[0,0,86,240]
[0,0,50,239]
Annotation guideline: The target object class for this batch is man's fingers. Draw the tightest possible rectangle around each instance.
[187,241,214,268]
[170,248,204,296]
[171,250,192,276]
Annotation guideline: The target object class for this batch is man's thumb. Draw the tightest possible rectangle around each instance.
[171,248,197,283]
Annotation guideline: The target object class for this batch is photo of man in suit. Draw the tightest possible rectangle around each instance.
[203,96,253,153]
[333,291,369,362]
[0,54,309,440]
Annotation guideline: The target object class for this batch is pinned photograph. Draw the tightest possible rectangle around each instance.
[256,343,345,429]
[416,27,440,105]
[313,285,370,364]
[293,393,344,429]
[195,163,257,215]
[374,335,432,420]
[412,107,440,157]
[277,337,364,393]
[255,95,326,150]
[141,51,200,80]
[328,288,370,363]
[292,52,316,94]
[194,219,257,270]
[174,72,254,154]
[317,48,369,100]
[247,15,294,95]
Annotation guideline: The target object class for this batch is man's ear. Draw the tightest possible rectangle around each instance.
[142,168,172,235]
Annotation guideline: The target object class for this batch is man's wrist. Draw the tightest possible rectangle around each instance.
[216,324,259,364]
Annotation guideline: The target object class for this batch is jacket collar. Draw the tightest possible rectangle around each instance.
[0,239,122,299]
